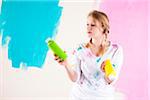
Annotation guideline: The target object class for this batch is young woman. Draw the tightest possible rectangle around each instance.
[54,10,123,100]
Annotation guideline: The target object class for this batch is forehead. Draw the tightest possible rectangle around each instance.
[87,16,95,23]
[87,16,101,25]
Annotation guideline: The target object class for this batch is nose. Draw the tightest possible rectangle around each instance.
[87,24,92,31]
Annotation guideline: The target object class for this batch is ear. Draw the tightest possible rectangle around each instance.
[103,28,109,34]
[103,28,106,33]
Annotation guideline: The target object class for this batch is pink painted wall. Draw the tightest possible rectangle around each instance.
[99,0,148,100]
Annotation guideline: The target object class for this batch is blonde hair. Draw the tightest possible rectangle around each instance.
[88,10,109,34]
[86,10,110,56]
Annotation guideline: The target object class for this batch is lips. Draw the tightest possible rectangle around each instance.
[88,32,92,34]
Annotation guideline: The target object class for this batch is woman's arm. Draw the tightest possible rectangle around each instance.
[64,61,78,82]
[54,54,78,82]
[101,45,123,84]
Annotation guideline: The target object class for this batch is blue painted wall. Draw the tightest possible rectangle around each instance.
[0,0,63,68]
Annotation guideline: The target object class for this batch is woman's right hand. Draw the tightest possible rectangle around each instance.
[53,53,68,67]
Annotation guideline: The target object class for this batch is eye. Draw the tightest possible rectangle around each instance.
[91,24,95,27]
[87,24,96,27]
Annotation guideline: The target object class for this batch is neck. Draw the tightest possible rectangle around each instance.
[88,38,110,57]
[91,38,103,48]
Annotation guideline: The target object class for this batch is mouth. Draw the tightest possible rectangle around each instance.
[88,32,92,34]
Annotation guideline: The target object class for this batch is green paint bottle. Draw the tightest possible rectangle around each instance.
[47,39,67,60]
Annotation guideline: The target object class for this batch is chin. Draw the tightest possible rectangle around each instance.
[88,34,93,38]
[87,33,92,37]
[88,35,91,38]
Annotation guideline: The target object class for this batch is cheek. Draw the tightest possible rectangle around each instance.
[99,27,104,33]
[95,28,103,35]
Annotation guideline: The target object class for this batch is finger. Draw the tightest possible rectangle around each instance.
[55,58,59,60]
[101,63,105,72]
[58,58,64,62]
[101,64,104,69]
[102,65,105,71]
[55,57,61,62]
[54,53,58,57]
[59,60,63,63]
[104,75,112,84]
[103,67,105,72]
[59,58,64,61]
[54,56,59,60]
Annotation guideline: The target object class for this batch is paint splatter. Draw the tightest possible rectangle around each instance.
[0,0,62,68]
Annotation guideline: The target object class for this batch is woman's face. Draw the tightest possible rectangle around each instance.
[87,16,104,39]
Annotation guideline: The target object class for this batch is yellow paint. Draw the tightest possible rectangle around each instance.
[104,59,116,77]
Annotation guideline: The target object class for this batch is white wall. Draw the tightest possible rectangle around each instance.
[0,1,125,100]
[0,1,95,100]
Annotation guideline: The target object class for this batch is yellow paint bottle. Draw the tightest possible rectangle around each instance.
[104,59,116,77]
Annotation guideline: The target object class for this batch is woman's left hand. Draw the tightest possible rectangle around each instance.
[104,75,113,84]
[100,61,113,84]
